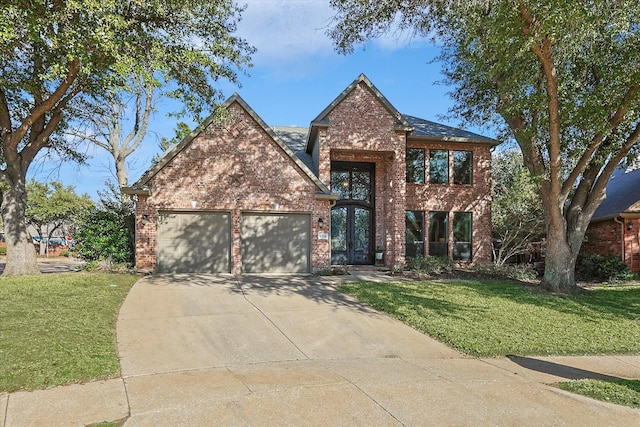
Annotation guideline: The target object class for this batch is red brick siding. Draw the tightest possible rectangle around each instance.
[135,102,331,273]
[321,82,407,266]
[583,219,640,273]
[405,142,493,263]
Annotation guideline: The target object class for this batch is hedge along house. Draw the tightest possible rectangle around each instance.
[581,163,640,273]
[124,74,499,274]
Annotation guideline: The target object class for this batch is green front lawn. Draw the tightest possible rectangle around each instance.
[338,279,640,357]
[339,279,640,409]
[0,273,138,392]
[558,379,640,408]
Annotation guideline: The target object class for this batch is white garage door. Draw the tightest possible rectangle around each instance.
[156,211,231,273]
[241,213,311,273]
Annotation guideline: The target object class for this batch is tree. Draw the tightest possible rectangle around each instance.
[329,0,640,292]
[151,121,192,164]
[26,180,93,255]
[70,78,155,188]
[0,1,254,275]
[491,149,544,265]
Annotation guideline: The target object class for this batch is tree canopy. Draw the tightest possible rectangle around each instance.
[26,180,93,255]
[329,0,640,291]
[0,0,254,275]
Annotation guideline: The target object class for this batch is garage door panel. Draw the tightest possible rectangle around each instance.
[157,212,230,273]
[241,214,310,273]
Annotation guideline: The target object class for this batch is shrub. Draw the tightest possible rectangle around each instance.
[473,263,538,282]
[407,256,453,275]
[0,246,6,256]
[576,254,631,281]
[74,184,134,266]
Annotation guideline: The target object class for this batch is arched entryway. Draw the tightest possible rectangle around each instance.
[330,162,374,264]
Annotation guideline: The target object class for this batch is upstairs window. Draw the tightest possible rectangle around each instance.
[429,150,449,184]
[453,151,473,185]
[406,148,425,183]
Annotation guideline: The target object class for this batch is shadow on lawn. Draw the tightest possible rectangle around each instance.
[508,356,620,381]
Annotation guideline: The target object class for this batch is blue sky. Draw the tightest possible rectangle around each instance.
[28,0,495,199]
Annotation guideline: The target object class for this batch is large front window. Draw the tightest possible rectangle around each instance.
[453,212,472,260]
[406,211,424,258]
[429,211,448,257]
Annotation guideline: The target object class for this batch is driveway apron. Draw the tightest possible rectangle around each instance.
[115,274,640,426]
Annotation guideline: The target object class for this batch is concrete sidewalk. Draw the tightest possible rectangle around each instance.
[3,274,640,426]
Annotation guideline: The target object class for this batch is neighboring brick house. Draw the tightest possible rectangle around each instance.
[124,74,499,273]
[582,164,640,273]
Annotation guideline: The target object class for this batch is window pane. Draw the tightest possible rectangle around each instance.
[453,151,472,185]
[406,211,424,258]
[453,212,472,261]
[406,148,425,183]
[354,208,371,253]
[429,150,449,184]
[351,171,371,202]
[429,211,448,257]
[331,207,347,252]
[331,171,350,200]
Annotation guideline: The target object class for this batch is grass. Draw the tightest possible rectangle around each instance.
[338,279,640,357]
[0,273,138,392]
[558,379,640,408]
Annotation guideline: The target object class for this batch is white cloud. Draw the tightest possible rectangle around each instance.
[237,1,335,63]
[236,0,430,64]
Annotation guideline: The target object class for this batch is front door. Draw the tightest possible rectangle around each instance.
[330,162,374,264]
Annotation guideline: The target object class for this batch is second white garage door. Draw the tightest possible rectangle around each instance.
[241,213,311,273]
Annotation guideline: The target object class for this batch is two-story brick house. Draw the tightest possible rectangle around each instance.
[125,74,498,273]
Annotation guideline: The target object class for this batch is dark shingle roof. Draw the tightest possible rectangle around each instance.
[272,126,316,174]
[592,165,640,221]
[403,114,498,144]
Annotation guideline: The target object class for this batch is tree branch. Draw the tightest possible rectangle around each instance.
[9,58,81,152]
[122,83,154,157]
[561,83,640,199]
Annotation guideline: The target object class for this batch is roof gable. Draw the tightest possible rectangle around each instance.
[125,94,331,196]
[306,73,412,153]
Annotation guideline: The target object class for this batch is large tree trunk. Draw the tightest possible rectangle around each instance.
[115,154,128,188]
[1,173,40,276]
[542,230,577,293]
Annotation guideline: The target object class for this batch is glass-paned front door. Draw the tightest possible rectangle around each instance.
[331,206,373,264]
[330,162,375,265]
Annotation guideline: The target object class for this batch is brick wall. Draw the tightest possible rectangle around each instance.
[320,82,407,266]
[583,218,640,273]
[135,102,331,273]
[405,142,493,263]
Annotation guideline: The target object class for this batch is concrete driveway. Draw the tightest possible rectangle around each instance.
[7,274,639,426]
[112,274,640,426]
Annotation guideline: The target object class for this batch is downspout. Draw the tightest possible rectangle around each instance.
[614,217,626,267]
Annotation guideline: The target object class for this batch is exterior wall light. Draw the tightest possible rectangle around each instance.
[141,214,149,226]
[628,220,634,231]
[318,218,324,228]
